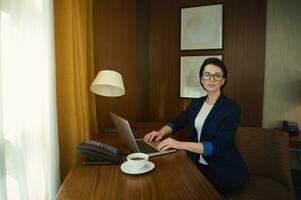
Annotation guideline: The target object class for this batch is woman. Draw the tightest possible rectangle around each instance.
[144,58,248,196]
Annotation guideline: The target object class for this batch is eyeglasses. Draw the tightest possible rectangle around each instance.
[201,72,224,81]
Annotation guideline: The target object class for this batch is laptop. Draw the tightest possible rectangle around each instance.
[110,112,176,157]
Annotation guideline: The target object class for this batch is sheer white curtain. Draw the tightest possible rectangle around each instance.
[0,0,60,200]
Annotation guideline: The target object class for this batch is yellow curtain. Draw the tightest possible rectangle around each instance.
[54,0,98,181]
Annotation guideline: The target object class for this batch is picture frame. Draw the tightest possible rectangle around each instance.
[180,4,223,50]
[180,55,223,98]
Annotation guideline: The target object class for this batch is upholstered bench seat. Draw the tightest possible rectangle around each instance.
[230,174,289,200]
[227,128,295,200]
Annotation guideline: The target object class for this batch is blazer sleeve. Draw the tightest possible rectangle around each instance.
[167,101,194,133]
[209,103,241,156]
[167,111,188,133]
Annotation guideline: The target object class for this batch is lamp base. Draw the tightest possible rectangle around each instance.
[101,127,117,134]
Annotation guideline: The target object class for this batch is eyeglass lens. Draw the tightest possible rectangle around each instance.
[202,73,223,81]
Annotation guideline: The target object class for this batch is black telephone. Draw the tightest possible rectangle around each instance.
[282,120,299,136]
[77,140,121,165]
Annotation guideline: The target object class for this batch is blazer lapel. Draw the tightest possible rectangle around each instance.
[192,97,206,120]
[200,93,225,139]
[189,97,206,142]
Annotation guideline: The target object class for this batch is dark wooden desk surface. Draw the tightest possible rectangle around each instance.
[56,129,223,200]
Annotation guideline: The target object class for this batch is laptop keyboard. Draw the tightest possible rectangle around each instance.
[136,140,159,154]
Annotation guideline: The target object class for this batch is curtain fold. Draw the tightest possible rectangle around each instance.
[54,0,97,181]
[0,0,60,199]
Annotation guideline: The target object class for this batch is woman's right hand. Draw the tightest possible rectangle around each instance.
[144,131,164,142]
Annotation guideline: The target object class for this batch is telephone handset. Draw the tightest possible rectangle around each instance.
[77,140,121,165]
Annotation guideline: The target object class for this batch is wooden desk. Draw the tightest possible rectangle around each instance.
[56,130,223,200]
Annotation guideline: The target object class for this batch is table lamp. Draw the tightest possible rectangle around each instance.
[90,70,125,97]
[77,70,124,165]
[90,70,125,133]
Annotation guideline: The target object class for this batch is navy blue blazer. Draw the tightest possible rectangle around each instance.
[168,93,248,189]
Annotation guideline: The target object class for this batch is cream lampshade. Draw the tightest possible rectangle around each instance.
[90,70,125,97]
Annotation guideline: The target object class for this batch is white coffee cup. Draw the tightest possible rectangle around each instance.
[127,153,149,170]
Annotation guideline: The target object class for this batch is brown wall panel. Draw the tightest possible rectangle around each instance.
[136,0,151,121]
[223,0,266,126]
[149,0,182,121]
[93,0,138,130]
[93,0,266,132]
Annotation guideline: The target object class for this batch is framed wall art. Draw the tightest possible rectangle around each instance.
[180,55,223,98]
[180,4,223,50]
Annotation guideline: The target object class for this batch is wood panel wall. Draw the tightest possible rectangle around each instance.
[93,0,266,132]
[93,0,138,129]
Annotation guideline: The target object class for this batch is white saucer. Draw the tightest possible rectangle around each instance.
[120,161,155,175]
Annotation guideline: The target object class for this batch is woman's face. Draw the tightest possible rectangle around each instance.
[201,64,225,93]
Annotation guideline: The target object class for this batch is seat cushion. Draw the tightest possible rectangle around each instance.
[228,175,290,200]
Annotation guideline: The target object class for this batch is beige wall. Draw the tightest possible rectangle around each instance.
[263,0,301,128]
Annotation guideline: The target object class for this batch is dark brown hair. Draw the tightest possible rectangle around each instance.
[199,57,227,90]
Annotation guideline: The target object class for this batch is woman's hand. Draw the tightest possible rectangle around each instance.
[144,125,172,143]
[157,138,183,151]
[144,131,164,142]
[158,138,204,154]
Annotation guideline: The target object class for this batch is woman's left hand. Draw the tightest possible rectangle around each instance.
[158,138,183,151]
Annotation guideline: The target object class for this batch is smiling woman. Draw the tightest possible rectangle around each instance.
[0,0,60,200]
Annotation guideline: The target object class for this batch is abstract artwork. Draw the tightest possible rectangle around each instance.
[181,4,223,50]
